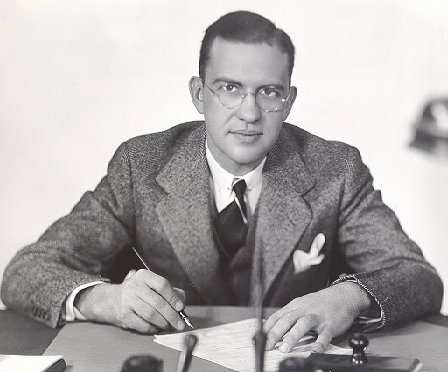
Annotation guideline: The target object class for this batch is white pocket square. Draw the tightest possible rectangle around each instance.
[293,233,325,274]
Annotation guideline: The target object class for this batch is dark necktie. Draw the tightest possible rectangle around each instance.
[213,179,248,260]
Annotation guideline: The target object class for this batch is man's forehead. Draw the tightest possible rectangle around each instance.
[205,37,290,85]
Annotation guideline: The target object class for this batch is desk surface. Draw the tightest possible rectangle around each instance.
[2,307,448,371]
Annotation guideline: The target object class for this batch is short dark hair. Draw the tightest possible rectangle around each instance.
[199,11,295,81]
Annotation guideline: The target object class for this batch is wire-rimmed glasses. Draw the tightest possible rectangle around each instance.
[203,81,291,113]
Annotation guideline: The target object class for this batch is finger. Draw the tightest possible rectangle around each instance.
[280,314,319,353]
[264,303,299,334]
[144,271,184,311]
[263,305,290,333]
[132,297,171,330]
[311,329,332,353]
[263,310,281,334]
[122,311,160,334]
[124,270,137,281]
[265,310,301,350]
[137,285,184,330]
[173,288,186,305]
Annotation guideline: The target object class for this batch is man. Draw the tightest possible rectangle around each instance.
[1,11,443,353]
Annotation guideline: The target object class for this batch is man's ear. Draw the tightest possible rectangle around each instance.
[189,76,204,114]
[282,86,297,121]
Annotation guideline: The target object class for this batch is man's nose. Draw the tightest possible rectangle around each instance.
[236,93,262,123]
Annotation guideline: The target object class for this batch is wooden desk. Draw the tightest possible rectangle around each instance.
[1,307,448,371]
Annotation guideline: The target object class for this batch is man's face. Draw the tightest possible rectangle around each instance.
[190,38,296,175]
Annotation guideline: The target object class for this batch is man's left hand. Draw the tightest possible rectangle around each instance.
[263,281,372,353]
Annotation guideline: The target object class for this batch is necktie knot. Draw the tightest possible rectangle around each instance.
[233,179,247,198]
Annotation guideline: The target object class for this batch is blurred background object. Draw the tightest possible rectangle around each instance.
[411,98,448,156]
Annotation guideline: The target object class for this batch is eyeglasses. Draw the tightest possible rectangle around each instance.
[203,81,291,113]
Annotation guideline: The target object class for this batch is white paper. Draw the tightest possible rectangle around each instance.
[154,318,351,372]
[0,354,64,372]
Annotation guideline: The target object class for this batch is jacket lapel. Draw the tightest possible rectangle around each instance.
[155,125,228,304]
[251,129,316,302]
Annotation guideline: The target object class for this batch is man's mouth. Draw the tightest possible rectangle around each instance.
[231,130,263,136]
[230,130,263,143]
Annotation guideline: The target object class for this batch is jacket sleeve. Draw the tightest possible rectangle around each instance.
[333,145,443,330]
[1,142,135,328]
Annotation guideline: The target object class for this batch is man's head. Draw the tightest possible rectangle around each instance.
[190,11,297,176]
[199,11,295,82]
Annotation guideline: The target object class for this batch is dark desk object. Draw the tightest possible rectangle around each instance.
[2,307,448,371]
[304,353,422,372]
[281,333,423,372]
[121,355,163,372]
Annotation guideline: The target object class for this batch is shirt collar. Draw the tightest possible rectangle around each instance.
[205,140,266,191]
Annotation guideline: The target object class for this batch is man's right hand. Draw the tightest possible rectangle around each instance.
[75,269,186,333]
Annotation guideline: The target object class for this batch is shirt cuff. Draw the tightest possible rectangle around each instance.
[332,275,383,328]
[64,281,104,322]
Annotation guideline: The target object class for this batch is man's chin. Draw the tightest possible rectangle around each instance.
[229,154,266,174]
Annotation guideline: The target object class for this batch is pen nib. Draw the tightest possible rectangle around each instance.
[179,310,194,329]
[185,318,194,329]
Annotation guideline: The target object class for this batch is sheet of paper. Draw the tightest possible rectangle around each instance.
[0,354,65,372]
[154,318,350,372]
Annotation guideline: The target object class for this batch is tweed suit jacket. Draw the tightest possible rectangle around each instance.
[1,121,443,328]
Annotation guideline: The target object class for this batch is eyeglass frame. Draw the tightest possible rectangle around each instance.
[202,80,293,113]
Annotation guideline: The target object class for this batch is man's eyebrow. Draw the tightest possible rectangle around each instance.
[211,78,243,86]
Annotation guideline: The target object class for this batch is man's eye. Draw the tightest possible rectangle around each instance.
[260,88,281,98]
[221,84,239,93]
